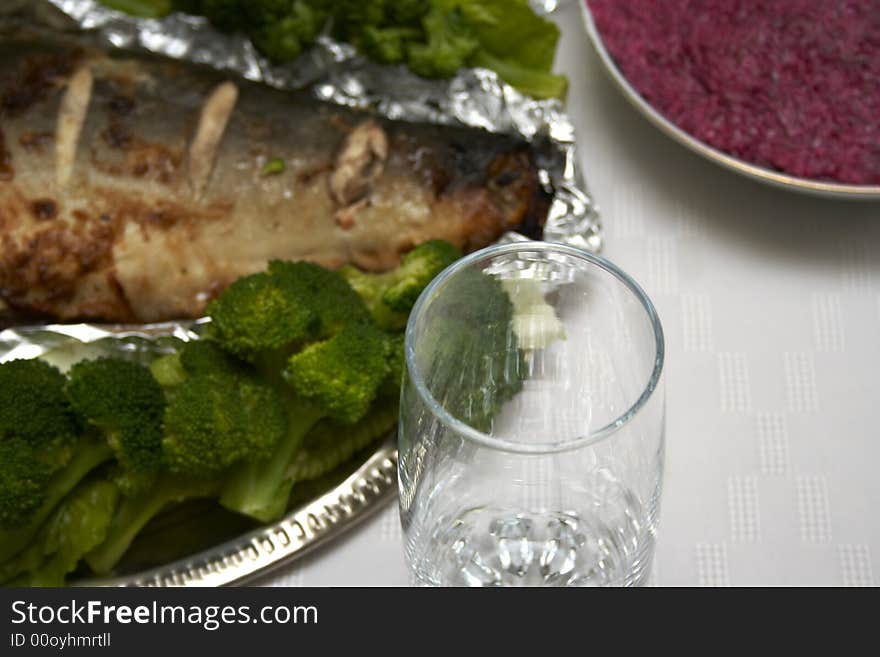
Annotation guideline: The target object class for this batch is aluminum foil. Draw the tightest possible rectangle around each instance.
[0,1,599,584]
[10,0,601,252]
[0,320,205,368]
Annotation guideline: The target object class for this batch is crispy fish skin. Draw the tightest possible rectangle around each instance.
[0,37,549,323]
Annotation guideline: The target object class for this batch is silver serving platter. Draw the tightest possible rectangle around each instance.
[1,0,599,586]
[0,321,397,587]
[581,1,880,201]
[92,441,397,587]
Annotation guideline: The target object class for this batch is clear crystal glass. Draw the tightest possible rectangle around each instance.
[398,242,665,587]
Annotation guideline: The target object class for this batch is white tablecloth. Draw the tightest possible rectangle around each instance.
[261,2,879,587]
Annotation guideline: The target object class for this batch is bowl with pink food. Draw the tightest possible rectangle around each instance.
[582,0,880,200]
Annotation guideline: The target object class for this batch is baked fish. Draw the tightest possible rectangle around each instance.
[0,34,549,323]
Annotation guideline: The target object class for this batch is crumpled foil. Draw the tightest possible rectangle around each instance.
[0,0,602,344]
[0,0,597,583]
[0,320,207,367]
[12,0,600,253]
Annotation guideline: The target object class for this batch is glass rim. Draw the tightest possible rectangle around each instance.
[404,241,665,455]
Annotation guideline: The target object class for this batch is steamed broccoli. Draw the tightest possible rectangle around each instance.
[65,358,166,495]
[3,239,475,583]
[103,0,566,99]
[0,359,106,563]
[340,240,461,331]
[213,246,463,522]
[289,396,400,485]
[331,2,414,64]
[225,347,402,524]
[0,439,114,565]
[0,359,80,478]
[250,1,330,63]
[0,440,50,531]
[283,322,393,424]
[1,480,120,587]
[206,261,370,367]
[192,0,330,62]
[355,26,422,64]
[212,263,395,522]
[407,5,478,79]
[83,475,220,576]
[163,370,286,475]
[85,341,287,575]
[217,328,394,522]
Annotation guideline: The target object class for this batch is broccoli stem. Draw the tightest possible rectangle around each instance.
[0,439,113,563]
[219,397,324,523]
[225,399,399,524]
[85,477,221,575]
[289,400,399,484]
[0,540,44,585]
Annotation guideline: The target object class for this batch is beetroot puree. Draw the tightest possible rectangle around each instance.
[588,0,880,185]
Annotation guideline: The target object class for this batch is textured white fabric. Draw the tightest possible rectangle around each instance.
[261,3,879,587]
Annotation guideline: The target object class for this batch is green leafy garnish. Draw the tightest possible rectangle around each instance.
[98,0,173,19]
[100,0,566,99]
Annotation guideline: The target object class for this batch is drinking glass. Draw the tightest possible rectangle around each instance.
[398,241,665,587]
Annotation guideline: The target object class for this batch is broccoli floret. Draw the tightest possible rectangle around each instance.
[149,339,242,389]
[387,0,429,25]
[241,0,290,24]
[149,352,188,389]
[206,270,320,362]
[249,1,329,63]
[355,26,422,64]
[283,323,392,425]
[163,373,287,476]
[219,322,392,522]
[0,359,80,471]
[0,439,51,529]
[331,0,388,40]
[65,358,166,492]
[0,359,91,557]
[380,332,405,398]
[267,260,371,336]
[161,342,285,478]
[341,240,461,331]
[171,0,203,14]
[85,344,285,575]
[407,6,479,79]
[207,261,370,366]
[178,339,244,377]
[226,336,402,523]
[215,253,441,523]
[248,397,399,523]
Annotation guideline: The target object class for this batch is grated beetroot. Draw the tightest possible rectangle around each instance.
[588,0,880,185]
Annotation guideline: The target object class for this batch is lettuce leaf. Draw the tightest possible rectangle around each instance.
[422,0,567,98]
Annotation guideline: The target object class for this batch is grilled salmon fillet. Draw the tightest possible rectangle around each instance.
[0,35,550,323]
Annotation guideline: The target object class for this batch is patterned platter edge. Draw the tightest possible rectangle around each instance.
[79,440,398,587]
